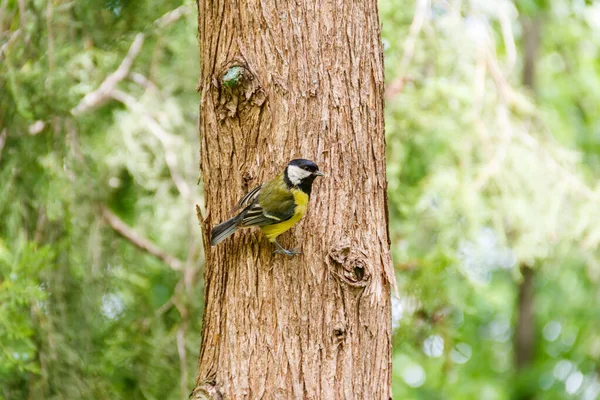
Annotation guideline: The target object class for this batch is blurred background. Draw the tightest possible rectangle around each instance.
[1,0,599,399]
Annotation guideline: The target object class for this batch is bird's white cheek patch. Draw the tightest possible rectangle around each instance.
[287,165,311,185]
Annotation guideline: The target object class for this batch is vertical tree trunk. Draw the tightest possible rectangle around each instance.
[513,15,541,400]
[514,264,535,370]
[193,0,395,398]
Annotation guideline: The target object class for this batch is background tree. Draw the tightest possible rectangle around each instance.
[383,0,600,398]
[192,0,395,397]
[1,2,203,399]
[1,0,600,399]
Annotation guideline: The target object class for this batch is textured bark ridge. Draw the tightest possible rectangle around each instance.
[195,0,395,397]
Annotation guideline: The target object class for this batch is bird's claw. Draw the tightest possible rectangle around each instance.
[273,248,302,256]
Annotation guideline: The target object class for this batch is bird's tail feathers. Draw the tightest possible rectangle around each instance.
[210,214,242,246]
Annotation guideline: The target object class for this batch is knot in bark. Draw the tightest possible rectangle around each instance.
[242,171,254,191]
[190,382,223,400]
[332,322,347,343]
[214,62,266,121]
[328,243,371,288]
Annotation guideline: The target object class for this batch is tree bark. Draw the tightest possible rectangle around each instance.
[193,0,395,398]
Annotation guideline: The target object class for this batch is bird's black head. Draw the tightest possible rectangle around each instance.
[284,159,324,195]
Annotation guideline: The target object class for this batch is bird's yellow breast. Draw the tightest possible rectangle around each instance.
[260,189,309,242]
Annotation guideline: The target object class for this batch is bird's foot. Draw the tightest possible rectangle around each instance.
[272,240,301,256]
[273,240,302,257]
[273,248,302,256]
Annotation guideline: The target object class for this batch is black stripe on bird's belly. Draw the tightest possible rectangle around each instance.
[284,173,316,196]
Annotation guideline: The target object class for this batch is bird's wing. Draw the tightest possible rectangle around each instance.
[232,184,263,211]
[239,181,295,227]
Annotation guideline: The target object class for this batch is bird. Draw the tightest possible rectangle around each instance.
[210,159,324,256]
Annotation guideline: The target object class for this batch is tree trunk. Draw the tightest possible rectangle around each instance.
[512,16,541,400]
[514,264,535,370]
[193,0,395,398]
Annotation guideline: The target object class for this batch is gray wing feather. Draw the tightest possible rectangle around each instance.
[234,179,296,227]
[239,202,295,227]
[239,205,281,227]
[232,184,263,211]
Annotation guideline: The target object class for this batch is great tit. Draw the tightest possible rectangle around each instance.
[210,159,324,256]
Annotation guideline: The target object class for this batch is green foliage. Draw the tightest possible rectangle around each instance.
[381,0,600,398]
[1,0,600,399]
[1,1,202,399]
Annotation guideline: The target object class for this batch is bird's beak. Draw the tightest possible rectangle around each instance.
[314,171,325,177]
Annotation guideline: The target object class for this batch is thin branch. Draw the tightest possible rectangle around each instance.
[17,0,26,32]
[0,128,7,163]
[154,5,192,28]
[46,0,54,71]
[101,205,184,271]
[486,52,535,113]
[0,29,21,62]
[176,316,189,400]
[399,0,429,73]
[386,0,429,99]
[129,72,160,93]
[71,33,145,115]
[0,0,8,28]
[68,27,193,202]
[33,207,46,243]
[154,274,201,318]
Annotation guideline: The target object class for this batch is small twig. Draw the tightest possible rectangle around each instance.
[154,5,192,28]
[101,205,184,271]
[196,204,210,249]
[17,0,26,32]
[0,29,21,62]
[486,53,535,113]
[129,72,160,93]
[155,297,174,316]
[46,0,54,71]
[71,33,145,115]
[177,319,188,400]
[154,276,199,318]
[386,0,429,99]
[0,0,8,27]
[33,207,46,243]
[485,52,510,103]
[399,0,429,73]
[0,129,7,163]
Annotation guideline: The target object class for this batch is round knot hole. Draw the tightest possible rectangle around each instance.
[328,243,372,288]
